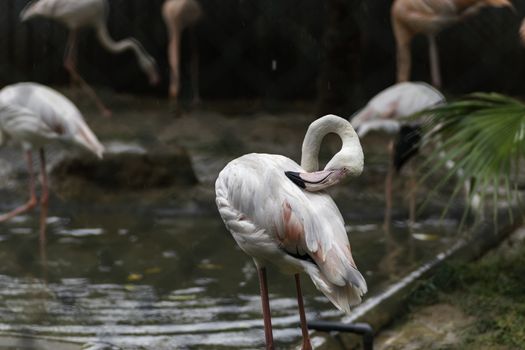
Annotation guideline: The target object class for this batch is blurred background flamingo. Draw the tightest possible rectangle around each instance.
[392,0,513,88]
[162,0,202,103]
[20,0,160,116]
[351,82,444,228]
[0,82,104,223]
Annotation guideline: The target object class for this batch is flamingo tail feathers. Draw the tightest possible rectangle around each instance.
[304,262,366,315]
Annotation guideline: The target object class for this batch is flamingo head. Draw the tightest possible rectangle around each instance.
[286,136,364,192]
[138,55,160,86]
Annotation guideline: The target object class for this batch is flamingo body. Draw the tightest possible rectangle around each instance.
[351,82,444,227]
[0,83,104,158]
[163,0,202,31]
[216,115,366,348]
[0,82,103,223]
[352,82,444,138]
[216,153,366,312]
[21,0,105,29]
[392,0,512,86]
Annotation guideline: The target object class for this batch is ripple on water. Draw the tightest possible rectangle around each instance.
[9,227,32,235]
[0,193,465,349]
[0,272,311,348]
[57,228,105,237]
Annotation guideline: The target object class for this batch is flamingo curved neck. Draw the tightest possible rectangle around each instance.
[94,22,157,82]
[300,114,362,172]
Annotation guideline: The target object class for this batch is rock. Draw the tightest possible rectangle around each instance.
[51,144,197,192]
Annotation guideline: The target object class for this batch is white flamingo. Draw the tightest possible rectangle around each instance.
[351,82,445,227]
[0,82,104,223]
[20,0,160,116]
[215,115,367,350]
[162,0,202,101]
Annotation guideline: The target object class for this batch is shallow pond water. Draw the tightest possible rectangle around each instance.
[0,190,460,350]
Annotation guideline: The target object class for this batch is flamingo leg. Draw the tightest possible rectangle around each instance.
[38,191,49,283]
[257,267,274,350]
[39,148,49,206]
[393,22,412,83]
[38,149,49,275]
[189,27,200,105]
[294,274,312,350]
[64,29,78,91]
[168,27,182,100]
[428,35,442,88]
[0,151,37,222]
[384,140,395,230]
[407,160,417,228]
[64,30,112,117]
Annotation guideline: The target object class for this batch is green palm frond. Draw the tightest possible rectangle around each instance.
[418,93,525,227]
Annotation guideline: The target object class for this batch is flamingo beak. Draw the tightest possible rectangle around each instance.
[285,169,347,192]
[149,70,161,86]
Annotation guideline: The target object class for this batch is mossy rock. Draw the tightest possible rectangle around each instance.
[51,146,197,192]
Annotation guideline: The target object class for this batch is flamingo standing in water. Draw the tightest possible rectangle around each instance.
[0,82,104,223]
[351,82,444,227]
[392,0,513,87]
[215,115,367,349]
[162,0,202,101]
[20,0,160,116]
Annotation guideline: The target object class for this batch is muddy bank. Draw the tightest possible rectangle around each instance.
[375,226,525,350]
[51,144,197,194]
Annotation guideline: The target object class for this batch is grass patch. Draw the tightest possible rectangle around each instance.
[406,243,525,349]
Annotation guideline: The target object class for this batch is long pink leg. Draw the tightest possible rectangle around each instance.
[407,161,417,228]
[0,151,38,222]
[39,149,49,206]
[295,274,312,350]
[189,27,200,104]
[38,149,50,279]
[428,35,442,88]
[168,27,182,99]
[257,267,274,350]
[384,140,395,230]
[38,192,49,283]
[64,30,112,117]
[393,21,413,83]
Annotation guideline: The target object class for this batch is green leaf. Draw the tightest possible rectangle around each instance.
[417,93,525,229]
